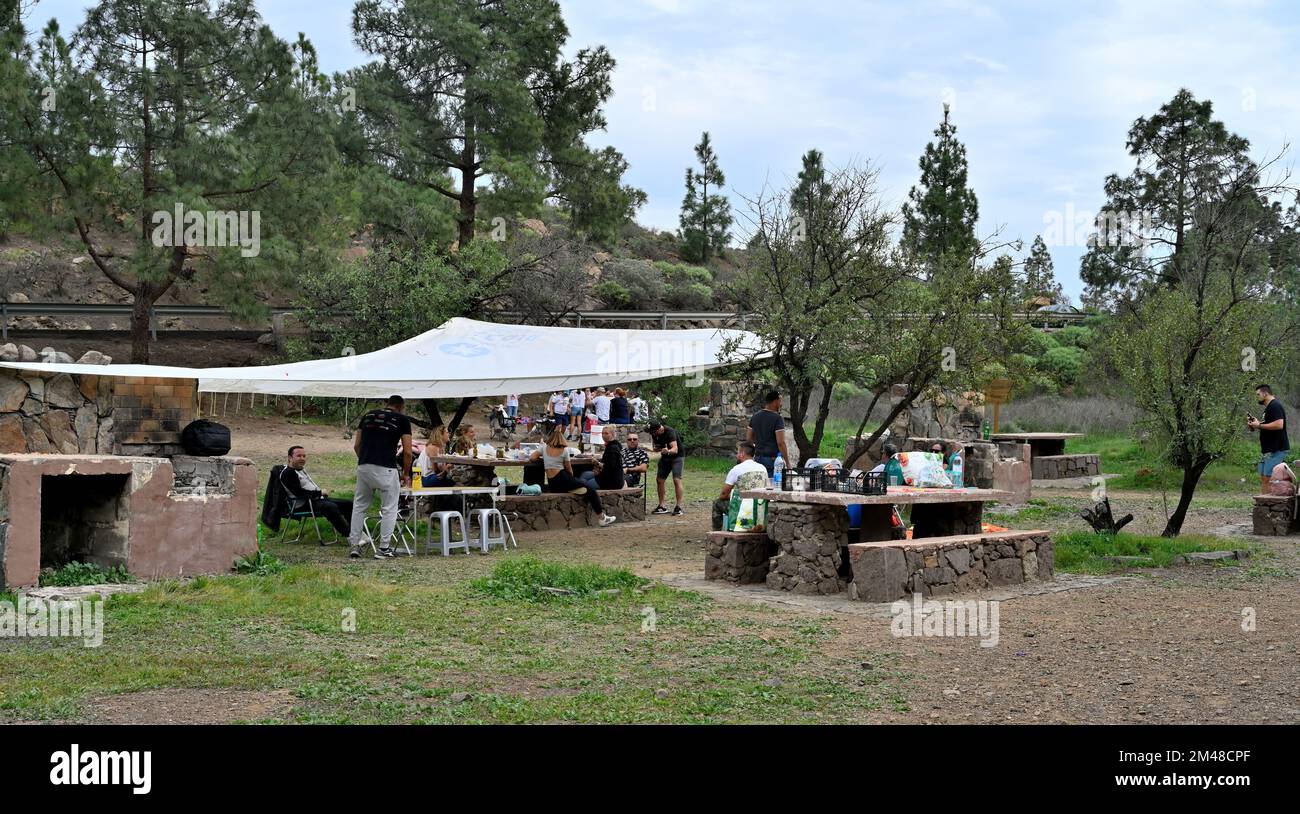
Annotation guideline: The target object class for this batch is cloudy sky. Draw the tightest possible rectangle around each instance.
[27,0,1300,302]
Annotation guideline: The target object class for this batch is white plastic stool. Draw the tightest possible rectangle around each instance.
[470,508,508,553]
[427,510,469,556]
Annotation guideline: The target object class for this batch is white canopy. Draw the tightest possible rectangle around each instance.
[0,317,766,398]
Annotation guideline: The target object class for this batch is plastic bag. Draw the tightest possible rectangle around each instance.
[896,451,953,488]
[1269,462,1296,496]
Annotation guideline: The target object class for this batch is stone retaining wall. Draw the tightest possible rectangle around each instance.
[1032,454,1100,479]
[705,531,776,584]
[846,531,1053,603]
[0,365,114,455]
[497,487,646,531]
[764,502,849,595]
[1252,495,1298,536]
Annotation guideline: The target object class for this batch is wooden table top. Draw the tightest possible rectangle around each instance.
[740,487,1014,506]
[989,432,1083,441]
[431,454,597,467]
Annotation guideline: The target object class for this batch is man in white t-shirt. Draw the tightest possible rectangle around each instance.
[569,388,587,438]
[714,441,769,530]
[547,391,562,419]
[593,388,612,423]
[629,390,648,422]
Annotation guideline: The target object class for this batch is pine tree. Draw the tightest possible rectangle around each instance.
[790,148,834,226]
[679,131,731,262]
[901,104,980,269]
[1021,235,1063,303]
[11,0,338,362]
[350,0,644,248]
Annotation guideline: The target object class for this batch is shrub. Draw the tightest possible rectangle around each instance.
[593,280,633,309]
[40,561,134,587]
[469,556,645,602]
[1040,345,1085,385]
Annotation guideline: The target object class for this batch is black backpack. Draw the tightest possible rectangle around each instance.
[181,419,232,456]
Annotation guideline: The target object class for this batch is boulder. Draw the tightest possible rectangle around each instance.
[74,405,98,453]
[0,413,26,452]
[8,292,29,303]
[18,345,37,362]
[0,343,19,361]
[45,374,82,408]
[40,409,80,454]
[0,375,29,412]
[22,416,54,452]
[76,350,112,365]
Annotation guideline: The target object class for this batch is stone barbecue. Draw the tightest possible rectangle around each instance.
[0,454,257,590]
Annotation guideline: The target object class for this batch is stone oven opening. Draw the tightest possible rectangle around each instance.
[39,473,131,571]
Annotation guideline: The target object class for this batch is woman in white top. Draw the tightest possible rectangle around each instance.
[528,427,615,526]
[568,389,586,438]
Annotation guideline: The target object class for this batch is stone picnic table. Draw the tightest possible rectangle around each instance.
[740,486,1015,595]
[988,432,1098,479]
[431,453,599,485]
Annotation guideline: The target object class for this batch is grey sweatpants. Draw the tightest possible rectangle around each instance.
[350,464,400,547]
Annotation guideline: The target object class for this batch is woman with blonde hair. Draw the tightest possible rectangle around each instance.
[415,425,454,487]
[528,426,616,526]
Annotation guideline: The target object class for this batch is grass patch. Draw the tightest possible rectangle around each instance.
[1066,432,1261,494]
[1054,531,1241,573]
[39,562,134,587]
[468,557,646,602]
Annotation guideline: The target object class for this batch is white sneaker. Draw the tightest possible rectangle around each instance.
[600,515,617,527]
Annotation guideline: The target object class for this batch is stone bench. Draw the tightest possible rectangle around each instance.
[705,531,777,584]
[1252,495,1299,536]
[846,530,1054,603]
[496,487,645,531]
[1032,454,1100,479]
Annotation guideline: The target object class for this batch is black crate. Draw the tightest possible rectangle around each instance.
[778,466,819,491]
[819,469,887,496]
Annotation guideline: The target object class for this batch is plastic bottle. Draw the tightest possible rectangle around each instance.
[773,453,785,489]
[949,449,964,487]
[982,421,991,440]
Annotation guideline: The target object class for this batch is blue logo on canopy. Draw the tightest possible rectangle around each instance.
[440,341,490,357]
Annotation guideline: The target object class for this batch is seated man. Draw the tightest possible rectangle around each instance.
[282,445,352,537]
[580,426,627,493]
[621,433,650,487]
[713,441,770,531]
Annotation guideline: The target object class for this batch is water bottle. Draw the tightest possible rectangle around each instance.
[950,450,964,487]
[773,453,784,490]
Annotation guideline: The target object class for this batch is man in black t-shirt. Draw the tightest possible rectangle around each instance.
[747,390,789,477]
[349,395,413,558]
[1248,384,1290,494]
[648,418,685,516]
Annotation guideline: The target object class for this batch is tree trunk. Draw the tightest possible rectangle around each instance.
[129,288,157,364]
[1080,497,1134,534]
[447,396,475,435]
[1162,460,1208,537]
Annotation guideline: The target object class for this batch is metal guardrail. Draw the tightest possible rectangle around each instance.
[0,302,1086,341]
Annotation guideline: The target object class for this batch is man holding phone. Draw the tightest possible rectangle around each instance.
[1247,384,1289,495]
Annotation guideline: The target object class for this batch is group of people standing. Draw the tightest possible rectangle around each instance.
[543,387,647,437]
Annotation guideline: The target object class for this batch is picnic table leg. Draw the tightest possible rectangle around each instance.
[910,501,984,538]
[857,504,895,542]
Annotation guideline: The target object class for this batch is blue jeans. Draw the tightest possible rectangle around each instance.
[1259,449,1289,476]
[755,455,776,477]
[506,405,517,418]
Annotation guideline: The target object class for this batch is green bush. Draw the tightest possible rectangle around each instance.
[1055,325,1094,349]
[594,280,633,309]
[40,562,134,587]
[1040,345,1085,385]
[469,556,645,602]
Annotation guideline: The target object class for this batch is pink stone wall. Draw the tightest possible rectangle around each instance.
[0,454,257,589]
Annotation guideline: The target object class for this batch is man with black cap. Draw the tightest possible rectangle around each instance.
[349,395,413,559]
[648,418,685,516]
